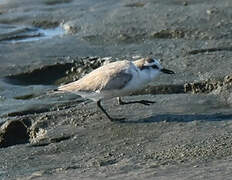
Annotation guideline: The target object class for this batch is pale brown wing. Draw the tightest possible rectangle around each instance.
[101,70,132,91]
[58,60,132,92]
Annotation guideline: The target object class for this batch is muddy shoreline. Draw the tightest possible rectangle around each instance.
[1,0,232,179]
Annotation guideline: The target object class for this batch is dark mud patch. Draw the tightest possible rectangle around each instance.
[43,0,73,5]
[6,108,51,117]
[124,2,145,8]
[0,120,29,148]
[4,62,74,85]
[32,20,60,29]
[151,29,185,39]
[14,94,36,100]
[187,47,232,55]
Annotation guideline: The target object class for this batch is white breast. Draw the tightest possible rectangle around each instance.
[123,66,148,91]
[125,65,161,91]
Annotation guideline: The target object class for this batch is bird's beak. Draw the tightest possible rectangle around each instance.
[161,68,175,74]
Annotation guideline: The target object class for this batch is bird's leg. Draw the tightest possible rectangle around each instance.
[117,97,155,106]
[97,100,125,122]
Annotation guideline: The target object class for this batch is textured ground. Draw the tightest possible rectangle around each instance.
[1,0,232,179]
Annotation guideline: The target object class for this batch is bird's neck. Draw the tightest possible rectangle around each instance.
[137,68,160,82]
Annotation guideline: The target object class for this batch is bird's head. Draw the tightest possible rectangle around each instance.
[134,57,175,78]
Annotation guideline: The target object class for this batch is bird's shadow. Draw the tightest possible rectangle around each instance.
[118,113,232,124]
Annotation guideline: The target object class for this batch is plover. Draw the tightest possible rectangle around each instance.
[57,57,174,121]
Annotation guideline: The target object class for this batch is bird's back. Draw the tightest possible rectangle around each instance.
[58,60,133,93]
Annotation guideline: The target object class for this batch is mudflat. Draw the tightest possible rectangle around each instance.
[1,0,232,179]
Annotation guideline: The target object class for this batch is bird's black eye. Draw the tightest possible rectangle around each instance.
[146,58,154,63]
[151,65,159,69]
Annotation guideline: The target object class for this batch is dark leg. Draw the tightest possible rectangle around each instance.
[97,100,125,122]
[117,97,155,106]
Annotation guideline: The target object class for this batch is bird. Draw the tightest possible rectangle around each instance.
[57,57,175,121]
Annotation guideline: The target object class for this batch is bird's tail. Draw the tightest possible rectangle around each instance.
[34,87,65,100]
[46,88,66,95]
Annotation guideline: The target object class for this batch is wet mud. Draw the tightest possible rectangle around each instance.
[4,56,232,96]
[0,24,65,43]
[1,0,232,179]
[4,57,110,85]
